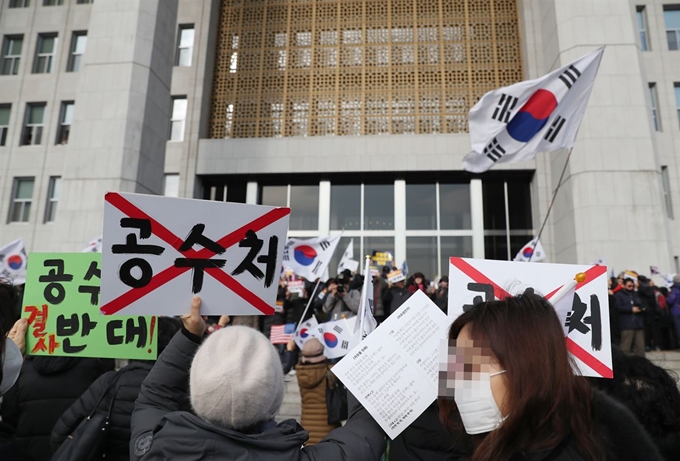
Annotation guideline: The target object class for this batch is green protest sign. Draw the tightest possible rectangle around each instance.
[22,253,157,360]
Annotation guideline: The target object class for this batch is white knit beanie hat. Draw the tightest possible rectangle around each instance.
[189,326,284,430]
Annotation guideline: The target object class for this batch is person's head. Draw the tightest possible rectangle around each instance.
[623,278,636,292]
[300,338,326,364]
[660,287,669,297]
[395,280,405,289]
[156,317,181,356]
[608,277,616,290]
[590,346,680,443]
[439,276,449,289]
[382,265,391,276]
[413,272,425,285]
[189,326,284,432]
[0,282,18,386]
[438,293,604,461]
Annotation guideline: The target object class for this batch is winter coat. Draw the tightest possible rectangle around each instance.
[373,277,389,318]
[614,289,645,331]
[432,288,448,314]
[390,402,461,461]
[322,290,360,320]
[388,286,412,316]
[0,421,34,461]
[445,389,661,461]
[51,361,154,461]
[129,329,385,460]
[0,356,114,461]
[668,284,680,317]
[296,362,341,444]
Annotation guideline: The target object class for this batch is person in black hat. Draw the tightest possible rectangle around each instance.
[432,276,449,314]
[323,272,360,320]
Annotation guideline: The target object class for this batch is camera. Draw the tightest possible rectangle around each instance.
[336,284,345,294]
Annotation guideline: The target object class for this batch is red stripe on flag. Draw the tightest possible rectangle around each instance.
[205,268,275,315]
[566,337,613,378]
[270,325,294,344]
[545,264,608,300]
[449,257,511,300]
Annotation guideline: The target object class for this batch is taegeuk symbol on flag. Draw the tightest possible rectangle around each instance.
[463,48,604,173]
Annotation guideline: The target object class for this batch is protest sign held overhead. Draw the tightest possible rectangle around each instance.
[101,192,290,317]
[464,48,603,173]
[370,251,394,269]
[22,253,157,360]
[333,291,449,439]
[282,236,340,281]
[0,238,27,285]
[448,257,612,378]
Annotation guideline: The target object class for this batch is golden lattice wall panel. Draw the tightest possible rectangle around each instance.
[210,0,523,139]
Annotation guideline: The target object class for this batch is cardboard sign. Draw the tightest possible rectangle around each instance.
[370,251,394,269]
[287,280,305,294]
[333,291,450,439]
[101,193,290,316]
[22,253,157,360]
[448,257,612,378]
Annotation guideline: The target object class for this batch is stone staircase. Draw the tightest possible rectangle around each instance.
[276,371,302,423]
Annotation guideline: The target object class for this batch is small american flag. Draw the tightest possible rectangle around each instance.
[270,323,296,345]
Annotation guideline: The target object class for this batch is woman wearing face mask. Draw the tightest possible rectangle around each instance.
[438,292,663,461]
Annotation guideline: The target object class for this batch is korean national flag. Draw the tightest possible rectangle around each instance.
[463,48,604,173]
[283,236,341,281]
[0,238,27,285]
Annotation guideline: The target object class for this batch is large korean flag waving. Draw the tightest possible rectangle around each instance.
[283,236,341,281]
[0,238,27,285]
[463,48,604,173]
[448,258,612,378]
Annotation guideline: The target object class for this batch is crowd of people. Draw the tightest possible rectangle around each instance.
[0,262,678,460]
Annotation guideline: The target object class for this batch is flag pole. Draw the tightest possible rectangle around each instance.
[295,278,322,330]
[358,256,371,337]
[528,147,574,262]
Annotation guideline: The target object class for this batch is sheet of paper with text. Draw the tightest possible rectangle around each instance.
[332,290,449,439]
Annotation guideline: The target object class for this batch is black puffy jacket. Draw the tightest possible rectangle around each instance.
[0,356,114,461]
[51,360,154,461]
[129,329,386,460]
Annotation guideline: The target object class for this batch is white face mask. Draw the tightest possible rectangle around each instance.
[453,370,506,435]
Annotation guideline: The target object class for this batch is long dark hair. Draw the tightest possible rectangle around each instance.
[438,293,605,461]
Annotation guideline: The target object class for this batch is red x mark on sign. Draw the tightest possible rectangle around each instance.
[449,258,612,378]
[100,193,290,316]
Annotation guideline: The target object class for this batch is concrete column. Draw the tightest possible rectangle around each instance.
[470,179,485,259]
[318,180,331,237]
[245,181,258,204]
[54,0,178,250]
[394,179,406,265]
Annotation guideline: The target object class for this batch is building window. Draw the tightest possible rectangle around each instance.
[1,35,23,76]
[9,0,30,7]
[675,83,680,129]
[21,103,46,146]
[649,83,661,131]
[43,0,63,5]
[163,174,180,197]
[661,166,674,219]
[169,97,187,141]
[636,6,650,51]
[44,176,60,222]
[261,184,320,231]
[67,32,87,72]
[56,101,74,145]
[176,25,195,67]
[76,0,93,4]
[33,33,58,74]
[9,178,34,223]
[483,179,534,261]
[665,6,680,50]
[0,104,10,146]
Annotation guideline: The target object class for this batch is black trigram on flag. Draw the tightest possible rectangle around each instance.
[492,94,518,123]
[333,325,343,334]
[544,116,566,143]
[341,340,349,350]
[319,240,331,251]
[558,65,581,89]
[484,138,506,163]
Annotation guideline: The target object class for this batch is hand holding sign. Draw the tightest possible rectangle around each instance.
[181,296,206,337]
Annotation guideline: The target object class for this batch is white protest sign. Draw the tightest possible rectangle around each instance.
[448,257,612,378]
[321,317,359,359]
[287,280,304,294]
[332,291,449,439]
[101,192,290,316]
